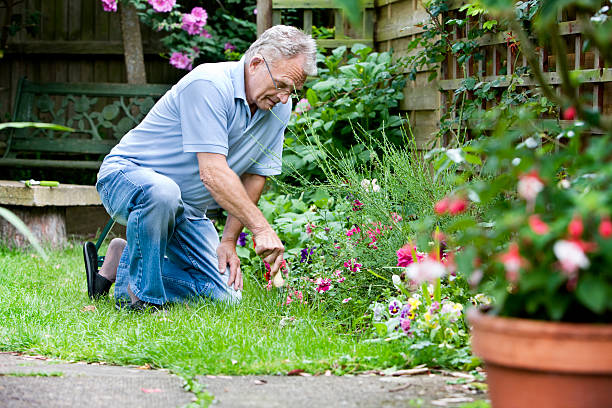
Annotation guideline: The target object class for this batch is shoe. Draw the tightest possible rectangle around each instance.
[83,242,112,299]
[115,299,165,312]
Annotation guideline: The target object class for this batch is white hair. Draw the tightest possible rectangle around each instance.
[244,25,317,76]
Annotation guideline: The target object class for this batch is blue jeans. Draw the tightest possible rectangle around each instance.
[96,163,242,305]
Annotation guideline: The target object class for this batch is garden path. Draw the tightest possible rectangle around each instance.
[0,352,488,407]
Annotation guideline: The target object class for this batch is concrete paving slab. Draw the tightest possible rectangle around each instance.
[199,373,488,407]
[0,353,193,408]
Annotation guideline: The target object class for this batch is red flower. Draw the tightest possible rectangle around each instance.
[528,214,550,235]
[434,197,450,215]
[498,242,527,283]
[562,106,577,120]
[568,215,583,238]
[396,243,424,267]
[599,217,612,238]
[448,198,468,215]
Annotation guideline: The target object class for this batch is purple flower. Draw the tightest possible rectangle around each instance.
[101,0,117,12]
[169,52,193,71]
[238,232,248,247]
[300,247,315,263]
[224,42,236,52]
[191,6,207,22]
[200,29,212,39]
[254,8,258,15]
[399,304,411,319]
[388,300,402,316]
[148,0,175,13]
[429,301,440,313]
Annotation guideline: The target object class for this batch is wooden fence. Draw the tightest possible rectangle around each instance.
[0,0,183,119]
[375,0,612,146]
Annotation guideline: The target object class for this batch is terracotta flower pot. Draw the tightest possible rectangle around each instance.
[467,309,612,408]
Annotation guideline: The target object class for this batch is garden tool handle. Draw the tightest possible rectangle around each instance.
[37,180,59,187]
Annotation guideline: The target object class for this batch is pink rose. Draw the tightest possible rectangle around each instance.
[148,0,176,12]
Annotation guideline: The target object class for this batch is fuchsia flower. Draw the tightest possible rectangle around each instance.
[568,215,584,238]
[305,222,316,235]
[528,214,550,235]
[553,240,590,277]
[352,199,364,211]
[498,242,527,283]
[448,197,468,215]
[345,226,361,237]
[101,0,117,12]
[434,197,450,215]
[517,170,544,203]
[148,0,176,12]
[404,258,447,284]
[600,217,612,238]
[390,212,403,223]
[342,297,352,303]
[169,52,193,71]
[315,278,332,293]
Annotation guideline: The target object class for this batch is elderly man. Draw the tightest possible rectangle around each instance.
[83,25,317,310]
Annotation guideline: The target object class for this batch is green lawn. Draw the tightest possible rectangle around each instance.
[0,242,409,376]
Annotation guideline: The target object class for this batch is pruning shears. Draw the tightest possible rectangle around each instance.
[20,179,60,187]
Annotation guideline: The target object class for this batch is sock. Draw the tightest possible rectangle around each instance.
[98,238,127,283]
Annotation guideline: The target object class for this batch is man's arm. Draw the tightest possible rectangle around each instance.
[197,152,285,276]
[216,173,267,290]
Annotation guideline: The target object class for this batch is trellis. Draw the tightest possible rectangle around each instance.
[259,0,375,49]
[437,6,612,131]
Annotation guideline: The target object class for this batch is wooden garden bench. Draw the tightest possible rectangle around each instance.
[0,77,171,169]
[0,78,170,246]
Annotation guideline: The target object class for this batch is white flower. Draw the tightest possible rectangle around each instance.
[517,172,544,202]
[371,179,381,192]
[361,178,381,193]
[553,240,590,276]
[405,259,447,284]
[392,274,402,288]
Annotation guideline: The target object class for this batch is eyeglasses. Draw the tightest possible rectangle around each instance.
[261,56,293,95]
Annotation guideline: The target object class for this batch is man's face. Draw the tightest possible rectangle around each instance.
[246,54,307,111]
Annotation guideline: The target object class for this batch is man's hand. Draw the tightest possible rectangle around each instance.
[217,240,243,290]
[253,227,285,278]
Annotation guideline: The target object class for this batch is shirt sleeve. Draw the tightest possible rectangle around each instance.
[245,101,291,176]
[179,79,230,155]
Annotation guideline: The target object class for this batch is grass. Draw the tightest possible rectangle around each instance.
[0,242,411,376]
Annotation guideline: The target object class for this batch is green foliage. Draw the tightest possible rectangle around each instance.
[426,1,612,322]
[284,44,407,182]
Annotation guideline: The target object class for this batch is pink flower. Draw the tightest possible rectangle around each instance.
[224,42,236,52]
[148,0,175,12]
[404,258,447,284]
[448,197,468,215]
[342,297,352,303]
[191,7,207,22]
[528,214,550,235]
[345,226,361,237]
[352,199,364,211]
[337,276,345,283]
[254,8,258,15]
[396,243,424,267]
[517,170,544,203]
[562,106,577,120]
[315,278,332,293]
[434,197,450,215]
[399,318,411,334]
[295,98,311,115]
[600,217,612,238]
[200,29,212,39]
[169,52,193,71]
[343,259,362,272]
[101,0,117,12]
[498,242,526,283]
[568,215,583,238]
[553,240,590,277]
[305,222,315,235]
[390,212,402,223]
[181,7,208,35]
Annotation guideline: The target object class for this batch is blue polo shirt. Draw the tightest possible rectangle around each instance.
[99,59,290,213]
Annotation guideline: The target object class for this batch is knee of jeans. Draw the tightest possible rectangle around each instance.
[145,182,182,213]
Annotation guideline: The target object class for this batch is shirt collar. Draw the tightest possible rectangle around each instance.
[230,57,247,102]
